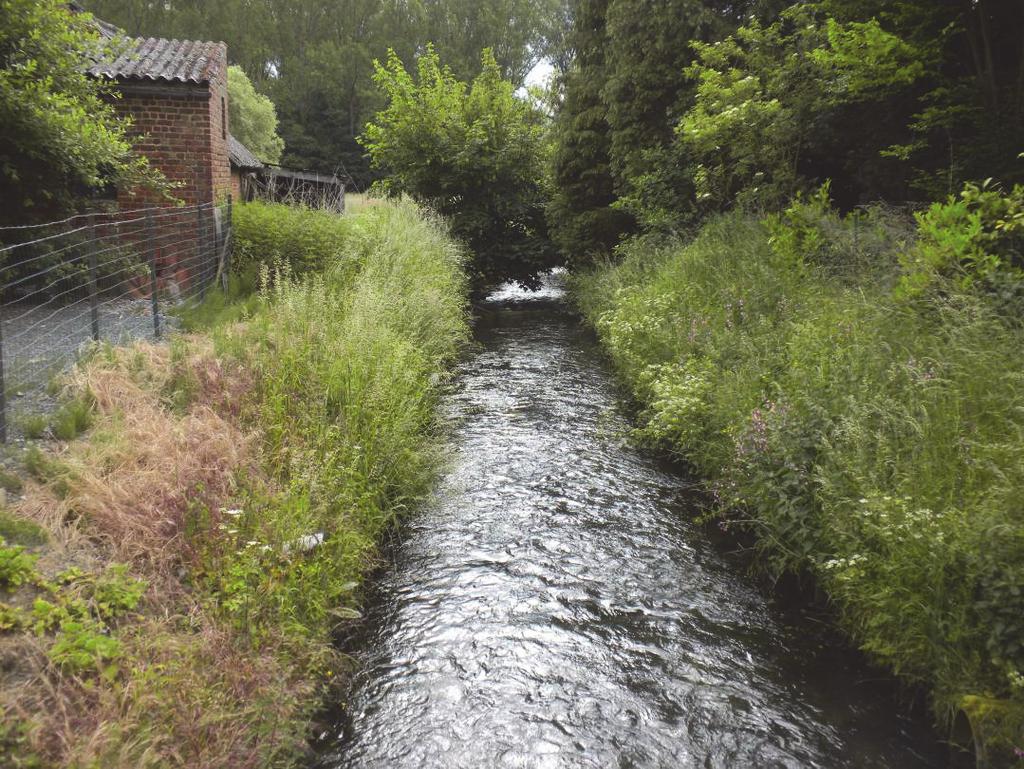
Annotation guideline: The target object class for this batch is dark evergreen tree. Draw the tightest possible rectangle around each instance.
[598,0,784,231]
[548,0,634,265]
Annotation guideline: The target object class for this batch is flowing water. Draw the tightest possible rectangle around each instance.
[313,278,957,769]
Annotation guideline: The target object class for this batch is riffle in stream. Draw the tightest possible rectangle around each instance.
[313,277,957,768]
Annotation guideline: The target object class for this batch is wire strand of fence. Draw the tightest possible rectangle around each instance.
[0,202,218,233]
[0,198,232,442]
[0,227,151,296]
[0,205,213,255]
[4,267,158,339]
[2,235,189,311]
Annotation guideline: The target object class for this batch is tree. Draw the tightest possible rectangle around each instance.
[363,47,558,289]
[227,65,284,163]
[601,0,781,231]
[823,0,1024,198]
[0,0,161,223]
[85,0,568,186]
[679,4,925,212]
[547,0,632,265]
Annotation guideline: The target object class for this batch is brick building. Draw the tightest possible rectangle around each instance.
[76,7,233,292]
[90,34,231,210]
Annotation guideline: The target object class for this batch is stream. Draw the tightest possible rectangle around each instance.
[313,277,957,768]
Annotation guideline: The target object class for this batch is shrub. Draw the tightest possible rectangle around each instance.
[232,200,357,276]
[363,47,558,289]
[899,180,1024,298]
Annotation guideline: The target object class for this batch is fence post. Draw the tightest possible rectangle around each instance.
[222,194,232,292]
[148,212,160,340]
[196,202,207,299]
[87,213,100,342]
[0,304,6,444]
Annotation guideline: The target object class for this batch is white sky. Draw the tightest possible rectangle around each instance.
[524,58,554,89]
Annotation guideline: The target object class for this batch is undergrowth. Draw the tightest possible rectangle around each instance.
[0,199,468,768]
[574,198,1024,765]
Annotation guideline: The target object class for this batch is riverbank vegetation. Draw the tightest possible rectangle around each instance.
[363,47,558,289]
[0,200,468,766]
[553,0,1024,763]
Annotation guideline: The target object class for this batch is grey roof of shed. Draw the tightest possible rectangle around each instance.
[228,135,264,170]
[89,37,225,84]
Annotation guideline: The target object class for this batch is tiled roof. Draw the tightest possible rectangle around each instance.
[228,135,264,170]
[90,37,225,84]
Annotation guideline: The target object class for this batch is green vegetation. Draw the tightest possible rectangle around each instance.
[555,2,1024,761]
[363,47,558,289]
[0,199,469,767]
[0,0,163,223]
[547,0,632,264]
[0,541,37,588]
[0,511,46,547]
[574,194,1024,763]
[232,200,357,276]
[49,394,95,441]
[551,0,1023,257]
[87,0,565,185]
[227,65,284,164]
[202,198,468,652]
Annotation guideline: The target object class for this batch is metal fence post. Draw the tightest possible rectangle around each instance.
[148,212,160,340]
[0,305,6,444]
[196,201,207,299]
[87,213,100,342]
[222,194,232,291]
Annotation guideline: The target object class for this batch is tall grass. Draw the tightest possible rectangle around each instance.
[574,209,1024,764]
[206,200,469,643]
[0,199,469,767]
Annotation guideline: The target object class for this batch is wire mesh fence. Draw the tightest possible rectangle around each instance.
[0,198,233,442]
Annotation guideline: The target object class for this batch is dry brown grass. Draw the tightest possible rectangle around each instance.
[0,339,323,768]
[5,612,318,768]
[50,341,255,571]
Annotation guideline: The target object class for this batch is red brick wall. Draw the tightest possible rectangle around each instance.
[207,46,231,204]
[105,43,230,288]
[111,42,229,210]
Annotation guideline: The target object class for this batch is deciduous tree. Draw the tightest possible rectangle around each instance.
[0,0,162,223]
[227,65,284,164]
[363,47,558,289]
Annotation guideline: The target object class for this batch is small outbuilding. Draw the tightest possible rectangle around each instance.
[228,135,264,201]
[88,33,232,210]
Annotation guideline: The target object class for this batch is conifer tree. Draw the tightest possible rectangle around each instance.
[547,0,633,265]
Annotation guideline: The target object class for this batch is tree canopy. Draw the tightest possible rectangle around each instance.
[0,0,161,223]
[549,0,1024,262]
[84,0,568,186]
[227,65,284,164]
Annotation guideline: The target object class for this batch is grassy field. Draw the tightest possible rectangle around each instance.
[0,199,469,767]
[573,206,1024,764]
